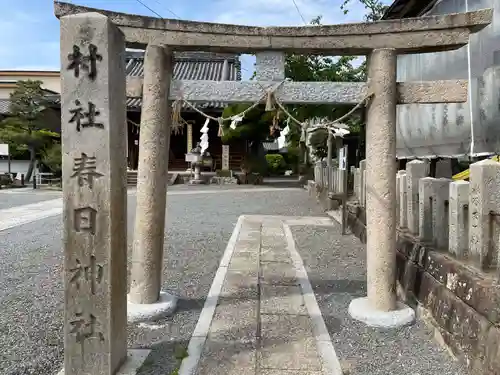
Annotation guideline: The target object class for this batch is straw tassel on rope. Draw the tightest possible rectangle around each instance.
[265,90,275,111]
[171,99,183,134]
[217,117,224,137]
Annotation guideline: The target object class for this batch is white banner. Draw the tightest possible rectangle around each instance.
[339,145,347,170]
[0,144,9,156]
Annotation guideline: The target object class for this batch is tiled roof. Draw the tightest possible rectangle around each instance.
[125,51,241,111]
[0,89,60,115]
[0,51,242,114]
[382,0,435,19]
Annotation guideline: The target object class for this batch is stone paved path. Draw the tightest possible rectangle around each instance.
[180,214,340,375]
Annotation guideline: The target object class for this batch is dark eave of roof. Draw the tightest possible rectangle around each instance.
[382,0,437,19]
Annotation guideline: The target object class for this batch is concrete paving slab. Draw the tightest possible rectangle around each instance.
[259,314,322,371]
[260,246,292,263]
[220,270,259,299]
[209,298,258,342]
[260,284,307,315]
[260,262,298,285]
[229,251,259,271]
[195,340,256,375]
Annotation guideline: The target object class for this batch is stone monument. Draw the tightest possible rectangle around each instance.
[59,11,149,375]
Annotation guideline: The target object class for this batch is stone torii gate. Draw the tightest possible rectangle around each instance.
[55,2,491,374]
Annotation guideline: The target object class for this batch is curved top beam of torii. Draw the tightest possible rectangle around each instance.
[54,1,492,54]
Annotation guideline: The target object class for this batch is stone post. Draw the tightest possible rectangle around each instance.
[353,167,360,201]
[327,130,333,168]
[419,177,451,248]
[222,144,230,170]
[406,160,429,235]
[349,49,414,328]
[337,138,345,194]
[129,45,177,318]
[433,178,451,249]
[419,177,435,243]
[469,160,500,271]
[327,132,334,192]
[364,49,398,311]
[396,171,403,226]
[354,168,361,202]
[60,12,128,374]
[398,171,407,229]
[449,180,469,258]
[187,123,193,157]
[359,159,366,207]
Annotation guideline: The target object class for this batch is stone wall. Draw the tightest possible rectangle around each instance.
[344,158,500,375]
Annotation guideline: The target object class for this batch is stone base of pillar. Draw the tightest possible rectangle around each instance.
[189,178,206,185]
[348,297,415,328]
[127,291,177,323]
[57,349,151,375]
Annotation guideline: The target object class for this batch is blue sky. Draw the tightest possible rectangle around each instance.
[0,0,377,79]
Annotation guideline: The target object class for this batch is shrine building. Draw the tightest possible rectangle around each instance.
[0,50,246,172]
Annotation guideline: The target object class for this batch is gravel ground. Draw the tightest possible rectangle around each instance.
[0,190,62,210]
[292,223,467,375]
[2,186,462,375]
[0,187,323,375]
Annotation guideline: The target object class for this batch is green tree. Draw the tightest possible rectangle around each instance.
[309,128,329,160]
[265,154,286,174]
[221,104,286,172]
[41,142,62,176]
[0,80,58,181]
[284,1,389,161]
[222,1,388,168]
[283,16,366,155]
[340,0,389,21]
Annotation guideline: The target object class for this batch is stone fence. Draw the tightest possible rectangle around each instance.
[345,158,500,375]
[313,161,343,193]
[309,161,348,210]
[351,158,500,272]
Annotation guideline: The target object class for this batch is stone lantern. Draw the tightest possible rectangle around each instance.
[185,142,212,184]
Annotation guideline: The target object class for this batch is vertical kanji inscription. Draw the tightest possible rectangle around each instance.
[67,44,102,80]
[69,311,105,356]
[71,153,103,188]
[69,256,104,295]
[69,100,103,132]
[73,207,97,235]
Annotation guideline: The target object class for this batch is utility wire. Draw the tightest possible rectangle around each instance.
[150,0,182,18]
[135,0,180,19]
[291,0,307,25]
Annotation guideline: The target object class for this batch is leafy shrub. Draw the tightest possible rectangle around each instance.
[41,143,62,176]
[0,173,13,186]
[284,145,300,173]
[309,128,329,160]
[265,154,286,174]
[216,169,232,177]
[241,155,267,175]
